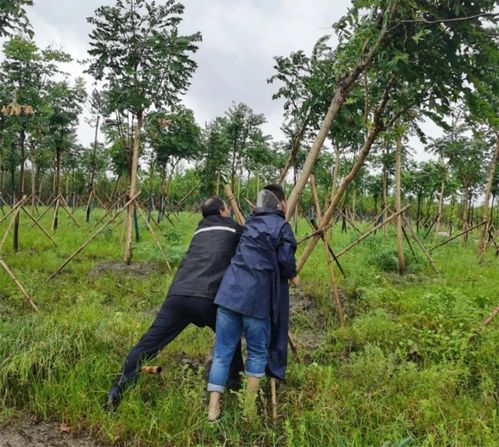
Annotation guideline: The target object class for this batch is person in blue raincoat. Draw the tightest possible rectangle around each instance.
[207,184,299,422]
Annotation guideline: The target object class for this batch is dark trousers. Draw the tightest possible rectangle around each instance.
[115,295,244,389]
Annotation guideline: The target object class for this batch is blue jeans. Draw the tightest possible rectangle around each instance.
[207,306,270,393]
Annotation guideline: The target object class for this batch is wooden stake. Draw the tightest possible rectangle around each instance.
[0,256,38,312]
[335,205,411,258]
[48,192,141,280]
[481,305,499,328]
[21,206,57,247]
[323,236,346,325]
[28,195,58,229]
[403,217,438,273]
[429,221,486,253]
[136,203,173,274]
[271,378,277,424]
[223,184,245,226]
[0,196,27,252]
[58,194,81,227]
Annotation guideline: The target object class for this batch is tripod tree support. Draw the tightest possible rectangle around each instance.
[48,192,141,281]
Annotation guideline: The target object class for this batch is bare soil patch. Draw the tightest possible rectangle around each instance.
[0,417,103,447]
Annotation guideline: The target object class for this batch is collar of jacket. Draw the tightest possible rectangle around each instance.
[199,214,241,228]
[252,207,285,218]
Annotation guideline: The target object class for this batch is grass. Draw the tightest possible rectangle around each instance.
[0,207,497,446]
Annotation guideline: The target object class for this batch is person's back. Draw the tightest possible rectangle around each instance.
[169,212,242,300]
[105,197,244,411]
[214,208,295,320]
[207,185,298,422]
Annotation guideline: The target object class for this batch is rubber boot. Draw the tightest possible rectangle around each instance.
[243,376,260,424]
[208,391,222,422]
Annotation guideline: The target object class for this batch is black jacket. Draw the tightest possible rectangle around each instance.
[167,214,243,300]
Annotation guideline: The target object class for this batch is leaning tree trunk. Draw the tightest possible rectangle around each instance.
[124,110,143,265]
[394,136,406,274]
[296,78,394,272]
[478,133,499,259]
[285,20,394,220]
[277,117,309,184]
[52,147,62,231]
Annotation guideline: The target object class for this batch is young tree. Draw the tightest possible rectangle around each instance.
[145,107,201,220]
[87,0,201,264]
[45,79,86,230]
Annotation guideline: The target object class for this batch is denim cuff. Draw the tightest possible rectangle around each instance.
[207,383,225,393]
[245,370,265,378]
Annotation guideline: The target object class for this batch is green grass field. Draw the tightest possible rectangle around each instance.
[0,208,497,446]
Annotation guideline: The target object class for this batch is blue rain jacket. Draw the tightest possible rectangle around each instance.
[214,208,297,381]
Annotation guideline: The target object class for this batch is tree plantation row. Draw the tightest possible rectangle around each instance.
[1,1,498,272]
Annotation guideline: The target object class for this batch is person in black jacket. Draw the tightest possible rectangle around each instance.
[105,197,244,410]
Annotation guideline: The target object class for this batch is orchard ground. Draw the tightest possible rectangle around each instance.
[0,209,497,446]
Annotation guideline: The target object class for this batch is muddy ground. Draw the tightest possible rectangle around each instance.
[0,417,103,447]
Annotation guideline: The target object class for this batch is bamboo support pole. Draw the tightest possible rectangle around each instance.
[48,192,141,281]
[403,217,438,273]
[245,198,256,210]
[323,237,346,325]
[21,206,57,247]
[370,205,390,227]
[0,256,39,312]
[309,174,322,222]
[337,208,361,234]
[336,205,411,258]
[58,194,81,227]
[136,203,173,274]
[0,196,27,251]
[482,305,499,328]
[271,378,277,424]
[429,221,486,252]
[297,222,333,245]
[223,184,245,226]
[401,223,416,258]
[29,195,58,229]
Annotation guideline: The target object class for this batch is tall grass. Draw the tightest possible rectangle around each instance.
[0,209,497,445]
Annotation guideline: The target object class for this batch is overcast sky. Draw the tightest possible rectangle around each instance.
[24,0,438,159]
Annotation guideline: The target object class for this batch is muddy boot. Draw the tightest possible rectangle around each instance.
[208,391,222,422]
[104,385,123,412]
[243,377,260,424]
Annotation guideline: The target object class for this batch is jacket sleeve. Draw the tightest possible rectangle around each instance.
[277,222,297,279]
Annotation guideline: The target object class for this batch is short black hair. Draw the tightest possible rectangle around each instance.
[263,184,285,202]
[201,196,226,218]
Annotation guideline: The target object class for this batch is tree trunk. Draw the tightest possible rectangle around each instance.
[394,136,405,274]
[461,185,469,244]
[31,158,36,211]
[124,110,143,265]
[14,130,26,251]
[53,147,62,231]
[434,175,446,239]
[297,109,389,271]
[478,133,499,259]
[86,116,100,223]
[382,166,388,239]
[285,22,394,220]
[277,117,309,184]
